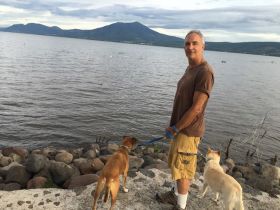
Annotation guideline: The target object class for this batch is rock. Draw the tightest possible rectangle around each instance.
[106,143,119,154]
[142,155,156,168]
[9,153,24,163]
[5,165,31,187]
[144,162,169,170]
[64,174,99,189]
[69,148,84,159]
[49,161,76,186]
[129,156,144,170]
[0,156,13,167]
[34,161,52,180]
[90,144,100,157]
[234,165,257,180]
[31,149,42,155]
[27,177,48,189]
[0,162,22,178]
[90,158,104,172]
[246,176,274,192]
[99,155,111,164]
[55,152,73,164]
[26,154,47,173]
[143,147,155,155]
[233,171,243,179]
[42,147,57,159]
[261,164,280,181]
[225,158,235,173]
[0,182,21,191]
[139,169,156,178]
[73,158,88,169]
[78,161,95,175]
[82,149,97,159]
[2,147,29,160]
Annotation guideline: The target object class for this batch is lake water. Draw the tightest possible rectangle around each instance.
[0,32,279,163]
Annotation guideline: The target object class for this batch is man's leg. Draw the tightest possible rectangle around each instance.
[176,178,190,209]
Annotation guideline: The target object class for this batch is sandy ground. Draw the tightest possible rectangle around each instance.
[0,169,279,210]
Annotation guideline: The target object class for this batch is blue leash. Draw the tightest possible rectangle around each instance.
[138,136,166,146]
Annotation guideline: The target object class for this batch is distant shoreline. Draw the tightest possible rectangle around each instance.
[1,22,280,57]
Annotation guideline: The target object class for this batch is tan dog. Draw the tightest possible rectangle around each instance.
[92,136,137,210]
[198,148,244,210]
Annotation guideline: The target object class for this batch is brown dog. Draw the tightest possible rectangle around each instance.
[92,136,138,210]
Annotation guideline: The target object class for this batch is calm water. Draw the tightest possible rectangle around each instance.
[0,32,279,163]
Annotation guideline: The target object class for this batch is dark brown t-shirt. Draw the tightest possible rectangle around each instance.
[170,61,214,137]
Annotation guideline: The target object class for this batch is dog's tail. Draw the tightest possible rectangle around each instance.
[103,178,114,203]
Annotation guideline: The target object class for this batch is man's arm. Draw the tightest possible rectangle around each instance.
[175,91,208,131]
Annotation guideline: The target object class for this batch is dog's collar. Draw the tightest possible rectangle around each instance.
[120,145,130,151]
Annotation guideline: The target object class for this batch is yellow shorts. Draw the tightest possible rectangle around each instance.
[168,133,200,180]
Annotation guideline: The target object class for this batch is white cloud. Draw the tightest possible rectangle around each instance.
[0,0,280,42]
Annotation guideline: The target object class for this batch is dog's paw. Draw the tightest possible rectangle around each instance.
[123,187,129,193]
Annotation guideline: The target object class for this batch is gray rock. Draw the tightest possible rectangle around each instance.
[82,149,97,159]
[0,156,13,167]
[2,147,29,160]
[5,165,31,187]
[64,174,99,189]
[0,182,21,191]
[225,158,235,173]
[0,162,22,178]
[9,153,24,163]
[42,147,57,160]
[106,143,119,154]
[55,152,73,164]
[69,148,84,159]
[73,158,88,169]
[261,164,280,181]
[26,154,47,173]
[90,144,100,157]
[90,158,104,172]
[129,156,144,170]
[49,161,76,186]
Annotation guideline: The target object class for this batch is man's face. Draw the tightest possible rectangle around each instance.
[184,33,205,61]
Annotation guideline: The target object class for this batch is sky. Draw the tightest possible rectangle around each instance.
[0,0,280,42]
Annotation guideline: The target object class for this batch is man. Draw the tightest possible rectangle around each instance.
[156,30,214,210]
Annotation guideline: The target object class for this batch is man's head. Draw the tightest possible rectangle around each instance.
[184,30,205,62]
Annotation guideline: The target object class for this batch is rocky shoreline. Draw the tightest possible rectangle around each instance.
[0,139,279,210]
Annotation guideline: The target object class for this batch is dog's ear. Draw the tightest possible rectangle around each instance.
[207,146,211,153]
[217,150,221,156]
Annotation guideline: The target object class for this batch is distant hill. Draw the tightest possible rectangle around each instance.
[1,22,280,57]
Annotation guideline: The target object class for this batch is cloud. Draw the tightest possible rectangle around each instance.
[0,1,280,41]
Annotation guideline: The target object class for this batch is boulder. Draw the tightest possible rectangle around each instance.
[106,143,119,154]
[0,182,21,191]
[42,147,57,160]
[0,156,13,167]
[69,148,84,159]
[0,162,22,178]
[26,154,47,173]
[64,174,99,189]
[9,153,24,163]
[90,158,104,172]
[261,164,280,181]
[49,161,76,186]
[129,156,144,170]
[27,176,48,189]
[2,147,28,160]
[90,144,101,157]
[55,152,73,164]
[82,149,97,159]
[5,165,31,187]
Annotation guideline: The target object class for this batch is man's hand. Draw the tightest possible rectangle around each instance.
[165,125,179,140]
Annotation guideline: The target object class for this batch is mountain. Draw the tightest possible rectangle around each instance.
[1,22,280,57]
